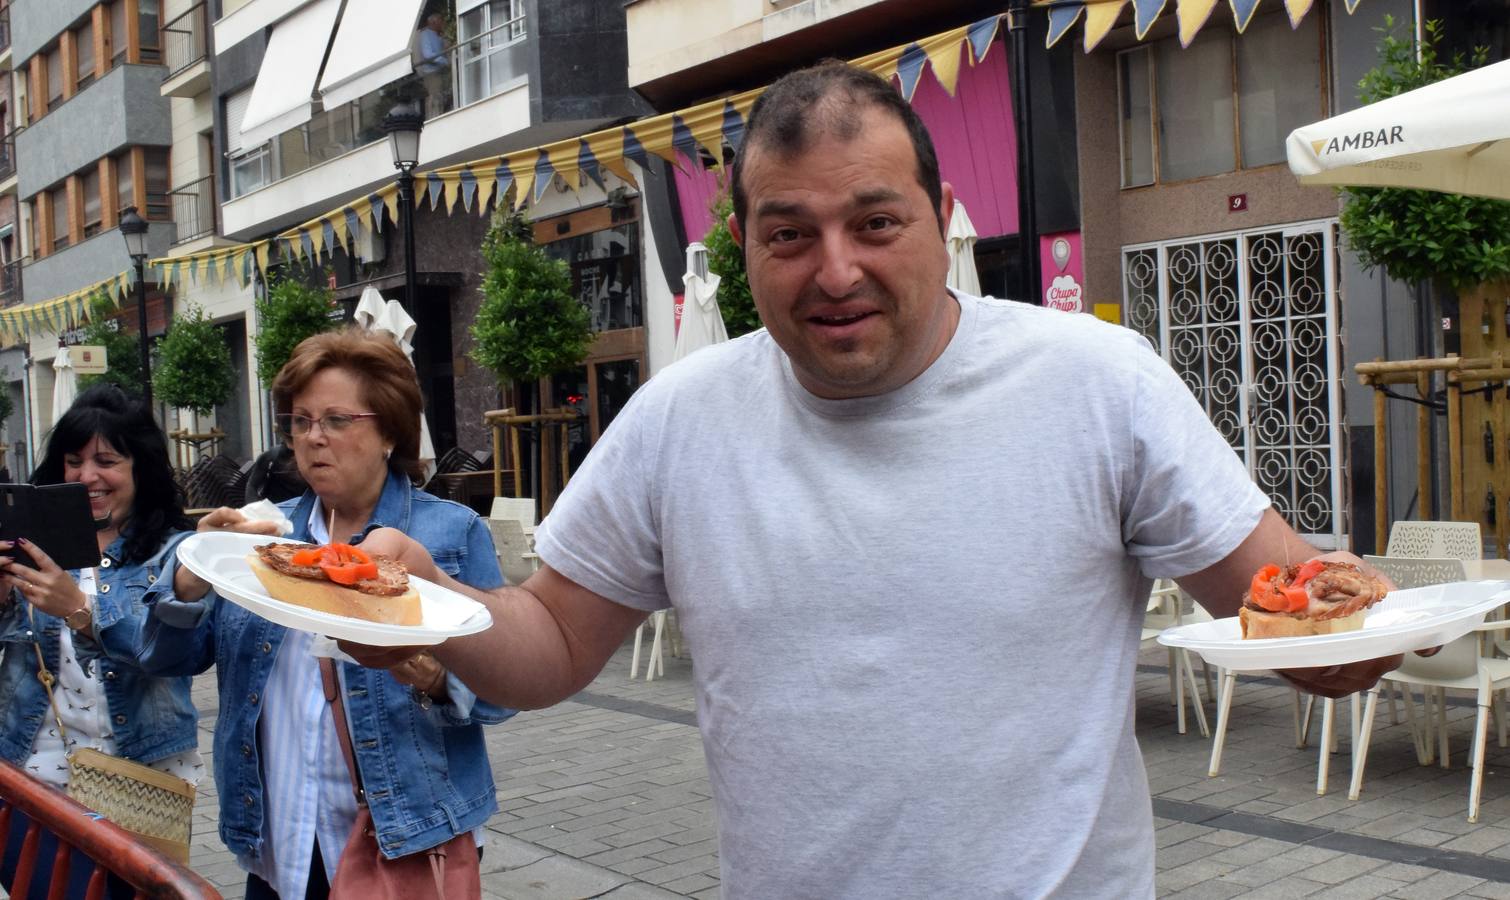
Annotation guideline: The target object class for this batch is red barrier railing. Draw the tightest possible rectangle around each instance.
[0,760,221,900]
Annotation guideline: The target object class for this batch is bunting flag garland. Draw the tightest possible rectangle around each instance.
[0,269,131,341]
[122,14,1018,284]
[1041,0,1367,50]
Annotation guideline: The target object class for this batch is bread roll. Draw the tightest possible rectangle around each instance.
[1238,606,1366,640]
[248,555,422,626]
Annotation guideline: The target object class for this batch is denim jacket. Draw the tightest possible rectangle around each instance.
[0,530,198,767]
[136,470,515,860]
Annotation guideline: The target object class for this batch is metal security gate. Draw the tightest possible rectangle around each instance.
[1123,221,1345,549]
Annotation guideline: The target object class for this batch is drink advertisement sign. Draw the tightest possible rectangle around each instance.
[1039,232,1084,313]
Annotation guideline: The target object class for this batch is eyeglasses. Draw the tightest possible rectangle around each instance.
[276,412,381,438]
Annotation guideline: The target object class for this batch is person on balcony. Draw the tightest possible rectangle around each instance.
[0,384,202,900]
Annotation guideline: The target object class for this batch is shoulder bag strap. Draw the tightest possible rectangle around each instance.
[318,657,365,805]
[28,607,69,747]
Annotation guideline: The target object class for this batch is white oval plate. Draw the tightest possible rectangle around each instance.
[1158,581,1510,671]
[176,531,494,647]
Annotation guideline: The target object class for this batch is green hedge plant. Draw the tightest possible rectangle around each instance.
[255,275,337,387]
[153,302,235,415]
[703,195,761,338]
[77,293,145,398]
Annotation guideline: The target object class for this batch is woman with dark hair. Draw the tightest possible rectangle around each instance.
[144,327,510,900]
[0,383,204,899]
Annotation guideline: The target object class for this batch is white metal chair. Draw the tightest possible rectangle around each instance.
[630,609,683,681]
[490,496,537,531]
[1386,521,1483,561]
[1140,580,1209,737]
[486,516,539,586]
[1344,556,1510,821]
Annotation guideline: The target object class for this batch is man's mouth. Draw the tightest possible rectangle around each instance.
[811,312,872,326]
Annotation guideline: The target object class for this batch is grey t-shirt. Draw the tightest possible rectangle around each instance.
[535,293,1269,898]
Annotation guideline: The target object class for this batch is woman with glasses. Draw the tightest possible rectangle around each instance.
[139,328,510,900]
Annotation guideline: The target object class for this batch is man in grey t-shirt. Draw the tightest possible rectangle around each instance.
[358,62,1403,898]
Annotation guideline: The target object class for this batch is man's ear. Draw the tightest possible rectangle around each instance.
[728,211,743,248]
[938,181,956,236]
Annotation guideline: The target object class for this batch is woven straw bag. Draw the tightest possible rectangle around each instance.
[66,748,195,863]
[31,628,195,863]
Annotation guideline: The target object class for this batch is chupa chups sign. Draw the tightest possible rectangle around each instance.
[1044,276,1083,313]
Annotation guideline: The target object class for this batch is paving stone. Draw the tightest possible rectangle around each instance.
[480,855,631,899]
[1385,871,1488,900]
[1157,859,1243,894]
[598,883,689,900]
[1228,874,1327,898]
[1308,874,1411,899]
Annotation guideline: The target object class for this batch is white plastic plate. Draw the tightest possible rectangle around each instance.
[176,531,493,647]
[1158,581,1510,671]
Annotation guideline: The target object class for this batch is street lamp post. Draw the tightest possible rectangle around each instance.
[382,101,425,313]
[118,205,153,410]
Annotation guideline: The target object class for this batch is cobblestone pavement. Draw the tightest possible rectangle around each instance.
[175,640,1510,898]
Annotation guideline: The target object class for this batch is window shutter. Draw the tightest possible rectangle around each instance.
[225,88,253,154]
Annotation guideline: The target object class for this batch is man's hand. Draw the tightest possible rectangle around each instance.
[358,527,440,582]
[1276,655,1403,699]
[336,639,435,670]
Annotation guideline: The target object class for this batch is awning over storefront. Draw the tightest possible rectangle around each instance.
[1041,0,1368,51]
[239,0,342,148]
[214,0,313,54]
[318,0,428,110]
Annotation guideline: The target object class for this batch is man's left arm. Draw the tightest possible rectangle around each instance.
[1175,508,1401,699]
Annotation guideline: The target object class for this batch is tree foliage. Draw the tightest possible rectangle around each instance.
[469,211,593,386]
[0,379,13,428]
[1339,18,1510,291]
[153,303,235,415]
[77,293,145,398]
[255,276,337,386]
[702,195,761,338]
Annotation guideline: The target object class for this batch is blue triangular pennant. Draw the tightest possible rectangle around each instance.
[895,44,927,101]
[578,140,605,191]
[424,172,444,210]
[670,114,702,172]
[299,231,315,261]
[343,207,361,244]
[720,100,745,151]
[322,220,337,254]
[493,161,514,210]
[1231,0,1262,31]
[1132,0,1167,37]
[533,149,555,203]
[968,15,1003,62]
[621,127,650,172]
[368,193,386,232]
[459,168,478,212]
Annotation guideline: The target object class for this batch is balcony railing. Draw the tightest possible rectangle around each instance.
[170,175,215,243]
[163,2,207,79]
[0,134,13,181]
[0,261,22,307]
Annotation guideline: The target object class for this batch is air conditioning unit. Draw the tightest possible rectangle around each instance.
[351,224,386,264]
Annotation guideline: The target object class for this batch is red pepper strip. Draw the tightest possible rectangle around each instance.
[317,543,378,585]
[291,547,323,567]
[1279,584,1310,613]
[1291,559,1326,587]
[1248,564,1288,612]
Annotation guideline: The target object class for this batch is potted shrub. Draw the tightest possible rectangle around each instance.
[254,275,338,387]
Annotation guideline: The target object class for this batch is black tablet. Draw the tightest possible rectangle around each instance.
[0,483,102,571]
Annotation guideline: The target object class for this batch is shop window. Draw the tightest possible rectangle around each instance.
[1116,12,1324,185]
[545,223,643,332]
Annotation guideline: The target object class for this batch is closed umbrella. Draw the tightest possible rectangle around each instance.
[51,347,77,424]
[675,242,729,361]
[946,201,981,296]
[354,286,436,479]
[1287,58,1510,201]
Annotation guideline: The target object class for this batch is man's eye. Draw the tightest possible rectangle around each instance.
[769,228,802,244]
[862,216,896,231]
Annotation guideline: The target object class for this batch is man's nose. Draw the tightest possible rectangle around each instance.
[813,231,863,298]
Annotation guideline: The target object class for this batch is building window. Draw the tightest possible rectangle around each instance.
[457,0,527,108]
[82,167,102,237]
[45,47,63,111]
[1116,12,1324,185]
[110,0,128,65]
[229,146,270,198]
[49,185,69,251]
[76,19,96,90]
[138,0,161,64]
[144,148,170,219]
[116,149,136,213]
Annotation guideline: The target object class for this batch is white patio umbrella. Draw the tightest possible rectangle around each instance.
[51,347,77,424]
[675,241,728,361]
[946,200,981,296]
[354,286,436,479]
[1286,58,1510,201]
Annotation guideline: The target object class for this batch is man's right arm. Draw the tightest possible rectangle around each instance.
[349,528,647,709]
[436,565,648,709]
